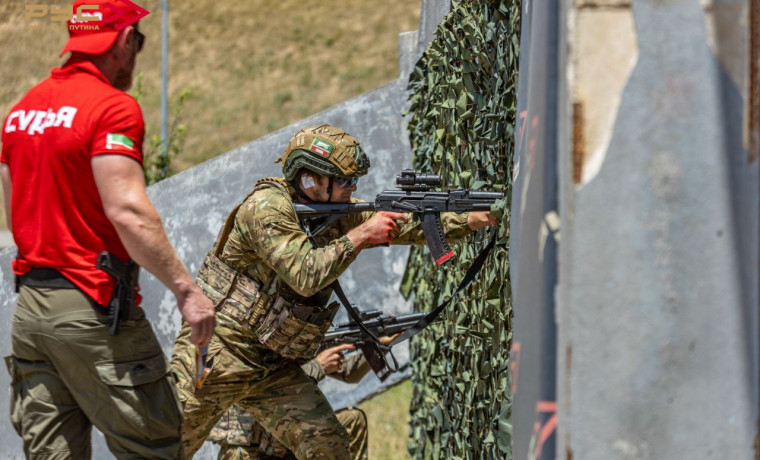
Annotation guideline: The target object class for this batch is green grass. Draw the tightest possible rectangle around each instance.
[359,379,412,460]
[0,0,421,221]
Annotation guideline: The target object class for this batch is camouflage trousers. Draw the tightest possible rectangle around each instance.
[5,286,183,459]
[171,314,352,459]
[214,406,368,460]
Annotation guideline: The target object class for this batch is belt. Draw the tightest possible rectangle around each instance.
[18,268,76,289]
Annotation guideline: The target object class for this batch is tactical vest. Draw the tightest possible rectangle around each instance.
[195,177,338,360]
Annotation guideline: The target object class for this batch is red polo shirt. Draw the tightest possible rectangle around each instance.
[1,59,144,307]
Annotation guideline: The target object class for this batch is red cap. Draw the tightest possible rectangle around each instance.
[60,0,149,57]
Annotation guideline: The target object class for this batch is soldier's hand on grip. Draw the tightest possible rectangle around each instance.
[317,343,356,374]
[348,211,409,249]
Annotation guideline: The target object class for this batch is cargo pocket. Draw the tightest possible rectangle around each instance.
[95,353,182,439]
[286,322,329,358]
[196,251,266,323]
[259,426,291,457]
[4,356,22,436]
[256,299,335,360]
[195,252,237,307]
[291,301,339,358]
[257,307,308,359]
[226,275,262,323]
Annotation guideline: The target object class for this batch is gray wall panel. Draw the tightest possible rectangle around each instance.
[557,1,759,458]
[0,80,417,458]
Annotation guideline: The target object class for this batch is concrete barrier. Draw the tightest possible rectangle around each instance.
[0,2,444,453]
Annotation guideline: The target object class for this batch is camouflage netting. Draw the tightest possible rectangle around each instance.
[400,0,520,458]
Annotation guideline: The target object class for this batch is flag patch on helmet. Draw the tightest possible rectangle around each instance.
[309,138,334,158]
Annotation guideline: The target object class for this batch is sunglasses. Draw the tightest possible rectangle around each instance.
[335,176,359,188]
[134,29,145,53]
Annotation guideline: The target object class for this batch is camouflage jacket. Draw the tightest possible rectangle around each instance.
[220,177,473,305]
[198,177,473,364]
[209,351,370,446]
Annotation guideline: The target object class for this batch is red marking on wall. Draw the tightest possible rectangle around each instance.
[532,401,557,458]
[748,0,759,162]
[572,100,585,183]
[528,116,540,173]
[510,341,521,394]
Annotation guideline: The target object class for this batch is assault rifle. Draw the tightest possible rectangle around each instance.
[294,169,503,266]
[321,309,435,350]
[321,308,440,380]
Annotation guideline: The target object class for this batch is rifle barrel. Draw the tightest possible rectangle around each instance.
[294,202,375,215]
[466,191,504,200]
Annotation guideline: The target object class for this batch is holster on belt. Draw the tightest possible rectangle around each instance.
[96,252,139,335]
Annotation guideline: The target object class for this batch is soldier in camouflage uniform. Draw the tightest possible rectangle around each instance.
[210,342,378,460]
[171,124,498,459]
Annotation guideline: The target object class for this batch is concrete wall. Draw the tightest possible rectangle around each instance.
[0,1,450,456]
[557,0,759,459]
[0,79,416,459]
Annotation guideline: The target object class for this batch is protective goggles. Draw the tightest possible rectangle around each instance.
[135,29,145,53]
[335,176,359,188]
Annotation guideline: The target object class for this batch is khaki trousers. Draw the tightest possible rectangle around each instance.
[5,286,183,459]
[172,314,352,459]
[216,407,369,460]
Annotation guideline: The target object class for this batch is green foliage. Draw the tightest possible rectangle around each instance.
[131,74,191,185]
[402,0,520,458]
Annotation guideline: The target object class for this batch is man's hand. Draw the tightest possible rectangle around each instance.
[379,333,402,347]
[467,211,499,231]
[1,164,12,228]
[316,343,356,374]
[346,211,409,250]
[176,287,216,347]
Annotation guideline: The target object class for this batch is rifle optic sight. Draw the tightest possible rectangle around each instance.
[396,169,441,191]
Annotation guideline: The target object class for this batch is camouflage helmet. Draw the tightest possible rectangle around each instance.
[276,124,371,181]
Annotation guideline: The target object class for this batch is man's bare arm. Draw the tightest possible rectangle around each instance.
[92,154,215,346]
[1,164,12,229]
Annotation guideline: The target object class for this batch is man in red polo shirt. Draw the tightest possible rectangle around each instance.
[1,1,215,458]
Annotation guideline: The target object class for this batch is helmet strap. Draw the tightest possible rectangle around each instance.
[326,177,334,203]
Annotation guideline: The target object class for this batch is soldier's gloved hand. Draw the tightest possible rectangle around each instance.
[347,211,409,249]
[317,343,356,374]
[468,211,499,231]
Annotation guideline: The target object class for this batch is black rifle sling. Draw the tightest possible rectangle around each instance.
[389,227,499,347]
[301,222,399,380]
[331,280,399,381]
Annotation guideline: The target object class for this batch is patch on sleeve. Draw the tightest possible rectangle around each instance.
[106,133,135,151]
